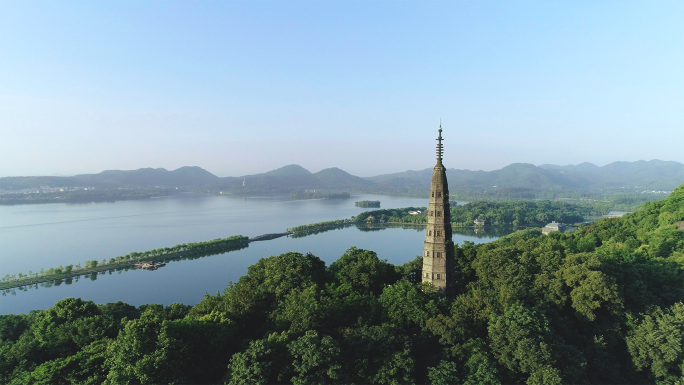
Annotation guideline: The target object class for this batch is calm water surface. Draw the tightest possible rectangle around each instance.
[0,194,507,314]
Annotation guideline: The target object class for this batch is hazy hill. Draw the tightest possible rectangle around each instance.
[313,167,374,189]
[213,166,373,193]
[3,160,683,196]
[262,164,312,176]
[538,160,684,190]
[368,163,590,191]
[0,167,220,190]
[370,160,684,192]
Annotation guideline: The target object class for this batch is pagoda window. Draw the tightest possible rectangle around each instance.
[428,230,432,236]
[437,192,441,197]
[437,274,441,279]
[437,252,442,258]
[436,231,441,236]
[426,251,430,257]
[430,211,434,216]
[431,191,434,197]
[436,211,441,217]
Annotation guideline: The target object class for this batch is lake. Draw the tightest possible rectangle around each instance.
[0,194,508,314]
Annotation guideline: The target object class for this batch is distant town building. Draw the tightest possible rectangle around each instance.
[474,218,486,226]
[408,210,423,215]
[422,122,454,296]
[542,221,575,235]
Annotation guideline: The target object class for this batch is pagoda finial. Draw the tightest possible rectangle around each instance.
[436,120,444,162]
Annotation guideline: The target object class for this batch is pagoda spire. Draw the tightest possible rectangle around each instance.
[436,120,444,162]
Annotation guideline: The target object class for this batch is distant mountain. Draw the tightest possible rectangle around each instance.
[313,168,374,189]
[369,160,684,192]
[213,165,373,193]
[262,164,312,176]
[3,160,682,196]
[0,167,220,190]
[368,163,589,190]
[538,160,684,190]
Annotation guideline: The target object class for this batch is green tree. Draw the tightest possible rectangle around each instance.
[488,303,562,384]
[626,302,684,383]
[328,247,400,295]
[287,330,341,385]
[227,332,293,385]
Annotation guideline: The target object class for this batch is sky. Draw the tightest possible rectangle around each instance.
[1,1,683,177]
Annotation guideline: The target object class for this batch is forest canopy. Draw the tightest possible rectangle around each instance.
[2,184,684,384]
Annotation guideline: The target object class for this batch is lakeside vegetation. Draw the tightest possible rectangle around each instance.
[1,236,249,291]
[287,219,356,238]
[285,200,622,239]
[354,201,612,227]
[2,183,683,384]
[356,223,516,238]
[355,200,380,208]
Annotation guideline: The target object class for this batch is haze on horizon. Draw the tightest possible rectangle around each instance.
[1,1,683,178]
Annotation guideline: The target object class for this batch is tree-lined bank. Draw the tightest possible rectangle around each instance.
[0,236,249,291]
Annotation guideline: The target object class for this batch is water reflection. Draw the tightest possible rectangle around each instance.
[292,222,517,239]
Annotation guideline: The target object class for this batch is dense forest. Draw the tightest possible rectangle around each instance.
[1,184,683,384]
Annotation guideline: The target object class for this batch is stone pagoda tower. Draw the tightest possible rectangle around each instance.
[422,122,454,295]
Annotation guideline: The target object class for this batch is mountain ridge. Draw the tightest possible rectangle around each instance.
[1,160,683,193]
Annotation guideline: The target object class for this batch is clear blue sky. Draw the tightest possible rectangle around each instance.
[1,1,682,177]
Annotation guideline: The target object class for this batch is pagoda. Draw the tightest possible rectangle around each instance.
[422,121,454,295]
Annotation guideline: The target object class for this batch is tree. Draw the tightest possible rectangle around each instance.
[627,302,684,383]
[339,325,414,384]
[288,330,341,385]
[272,284,326,333]
[488,303,562,384]
[379,279,441,330]
[227,332,293,385]
[328,247,401,295]
[428,360,460,385]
